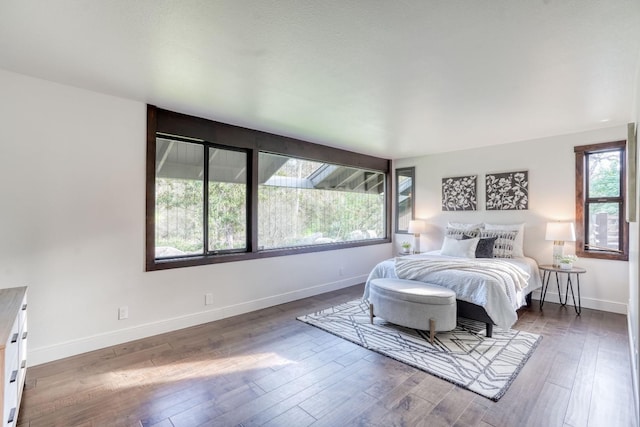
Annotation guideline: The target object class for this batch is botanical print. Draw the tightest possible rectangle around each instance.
[486,171,529,210]
[442,175,477,211]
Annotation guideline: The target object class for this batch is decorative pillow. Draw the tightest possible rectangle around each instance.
[440,236,479,258]
[479,229,518,258]
[462,234,497,258]
[483,223,525,257]
[445,226,480,240]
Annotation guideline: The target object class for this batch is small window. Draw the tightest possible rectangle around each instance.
[575,141,628,260]
[395,167,415,233]
[154,136,249,260]
[155,138,205,257]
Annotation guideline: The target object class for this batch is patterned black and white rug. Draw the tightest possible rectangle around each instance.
[297,299,541,401]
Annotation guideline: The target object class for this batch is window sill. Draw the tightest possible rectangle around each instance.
[146,238,391,271]
[576,250,628,261]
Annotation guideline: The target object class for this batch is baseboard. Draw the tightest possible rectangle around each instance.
[530,290,627,314]
[629,314,640,427]
[28,275,367,366]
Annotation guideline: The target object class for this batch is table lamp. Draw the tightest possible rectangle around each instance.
[545,222,576,267]
[407,220,427,254]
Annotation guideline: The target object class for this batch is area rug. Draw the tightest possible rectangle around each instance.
[297,299,541,401]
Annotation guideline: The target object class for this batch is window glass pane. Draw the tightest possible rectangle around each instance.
[587,203,620,251]
[396,168,414,232]
[208,147,247,251]
[588,150,620,198]
[258,153,385,250]
[155,138,204,258]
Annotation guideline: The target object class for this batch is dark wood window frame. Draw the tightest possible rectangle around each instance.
[146,105,391,271]
[574,140,629,261]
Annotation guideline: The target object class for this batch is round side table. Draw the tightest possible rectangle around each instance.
[539,264,586,315]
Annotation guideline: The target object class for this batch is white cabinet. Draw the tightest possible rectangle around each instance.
[0,287,27,427]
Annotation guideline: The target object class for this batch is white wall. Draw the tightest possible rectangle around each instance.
[1,66,633,367]
[0,69,392,365]
[395,126,630,314]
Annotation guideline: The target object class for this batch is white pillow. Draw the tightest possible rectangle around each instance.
[440,236,479,258]
[447,222,484,230]
[484,223,525,257]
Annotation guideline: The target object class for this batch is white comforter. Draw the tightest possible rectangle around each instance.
[363,252,542,329]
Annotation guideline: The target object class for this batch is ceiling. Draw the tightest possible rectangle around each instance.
[1,1,639,159]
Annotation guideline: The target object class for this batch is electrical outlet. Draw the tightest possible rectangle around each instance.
[339,267,344,276]
[205,293,213,305]
[118,306,129,320]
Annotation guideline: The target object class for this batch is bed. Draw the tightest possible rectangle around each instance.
[363,223,543,337]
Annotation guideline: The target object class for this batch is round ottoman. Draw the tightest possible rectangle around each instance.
[368,278,457,343]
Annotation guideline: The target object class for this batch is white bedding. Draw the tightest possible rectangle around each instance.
[363,251,542,329]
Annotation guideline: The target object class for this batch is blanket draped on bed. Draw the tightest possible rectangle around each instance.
[394,257,530,311]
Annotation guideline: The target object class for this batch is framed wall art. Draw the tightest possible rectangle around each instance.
[486,170,529,210]
[442,175,477,211]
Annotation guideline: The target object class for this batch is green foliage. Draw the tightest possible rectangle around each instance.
[155,178,203,253]
[587,151,621,216]
[156,176,385,255]
[258,186,383,249]
[208,182,246,250]
[589,152,620,196]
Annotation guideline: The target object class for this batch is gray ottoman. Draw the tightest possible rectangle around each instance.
[368,278,457,343]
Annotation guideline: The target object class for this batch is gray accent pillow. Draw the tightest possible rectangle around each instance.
[462,234,497,258]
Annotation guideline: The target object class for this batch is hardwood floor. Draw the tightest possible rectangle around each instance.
[18,284,636,427]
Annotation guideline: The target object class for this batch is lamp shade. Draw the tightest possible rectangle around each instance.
[545,222,576,242]
[407,220,426,235]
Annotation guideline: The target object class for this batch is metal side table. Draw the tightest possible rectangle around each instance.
[539,264,586,315]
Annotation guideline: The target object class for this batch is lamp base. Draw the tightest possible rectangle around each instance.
[552,241,564,267]
[413,233,421,254]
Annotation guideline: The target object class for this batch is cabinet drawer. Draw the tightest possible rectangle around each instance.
[18,316,27,367]
[0,287,28,427]
[3,376,17,426]
[19,300,26,327]
[4,317,19,387]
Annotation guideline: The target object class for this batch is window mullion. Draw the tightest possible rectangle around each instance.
[619,200,624,252]
[203,144,209,254]
[249,149,258,253]
[585,197,623,203]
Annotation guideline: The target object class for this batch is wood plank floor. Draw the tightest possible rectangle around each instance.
[18,284,636,427]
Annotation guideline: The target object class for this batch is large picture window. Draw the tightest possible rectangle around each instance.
[575,140,628,261]
[258,153,385,250]
[146,106,390,270]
